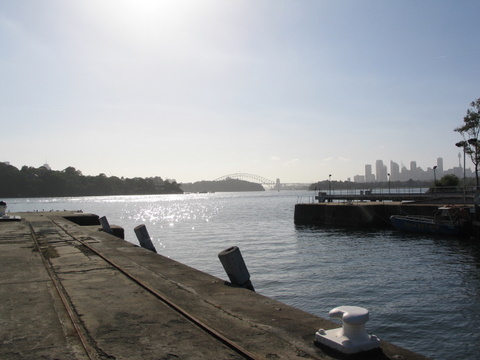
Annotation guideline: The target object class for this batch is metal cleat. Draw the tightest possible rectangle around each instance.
[315,306,380,354]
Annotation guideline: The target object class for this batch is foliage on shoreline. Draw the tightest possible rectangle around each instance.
[181,178,265,193]
[0,163,183,198]
[454,97,480,187]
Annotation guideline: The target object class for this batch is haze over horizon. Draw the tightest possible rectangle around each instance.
[2,1,479,184]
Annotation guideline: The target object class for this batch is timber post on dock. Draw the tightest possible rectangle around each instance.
[0,210,429,359]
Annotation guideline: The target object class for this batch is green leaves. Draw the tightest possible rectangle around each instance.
[454,98,480,186]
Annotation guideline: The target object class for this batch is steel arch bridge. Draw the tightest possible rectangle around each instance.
[214,173,277,188]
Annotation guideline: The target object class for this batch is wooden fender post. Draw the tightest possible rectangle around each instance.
[99,216,112,233]
[134,224,157,253]
[218,246,254,291]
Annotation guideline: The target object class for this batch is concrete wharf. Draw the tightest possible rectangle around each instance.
[316,191,473,204]
[294,201,477,229]
[0,211,429,359]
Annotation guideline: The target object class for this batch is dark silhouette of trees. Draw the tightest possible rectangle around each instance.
[428,174,461,193]
[455,98,480,187]
[181,178,265,192]
[437,174,460,187]
[0,163,183,198]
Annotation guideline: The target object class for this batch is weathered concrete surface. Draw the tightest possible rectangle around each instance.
[0,217,88,359]
[0,211,431,360]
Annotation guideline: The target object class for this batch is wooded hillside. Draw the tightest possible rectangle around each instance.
[0,163,183,197]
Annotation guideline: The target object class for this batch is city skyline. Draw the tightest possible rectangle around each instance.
[352,157,474,183]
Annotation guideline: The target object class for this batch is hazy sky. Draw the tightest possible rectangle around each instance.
[2,1,479,183]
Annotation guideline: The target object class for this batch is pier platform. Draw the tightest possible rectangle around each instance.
[295,202,475,228]
[0,211,429,359]
[315,191,473,204]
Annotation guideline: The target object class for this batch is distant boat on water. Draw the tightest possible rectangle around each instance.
[390,206,472,236]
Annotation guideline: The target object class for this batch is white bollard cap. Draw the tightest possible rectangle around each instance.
[329,306,369,325]
[315,306,380,354]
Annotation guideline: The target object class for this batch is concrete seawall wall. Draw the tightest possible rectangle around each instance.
[294,203,451,227]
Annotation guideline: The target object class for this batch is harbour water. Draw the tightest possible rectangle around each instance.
[4,191,480,360]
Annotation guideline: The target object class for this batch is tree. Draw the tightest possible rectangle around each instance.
[428,174,460,193]
[63,166,82,176]
[438,174,460,187]
[0,164,183,197]
[454,98,480,187]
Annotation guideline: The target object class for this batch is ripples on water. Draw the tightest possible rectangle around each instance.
[5,192,480,360]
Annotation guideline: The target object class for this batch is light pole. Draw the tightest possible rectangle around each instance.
[456,141,466,205]
[433,165,437,191]
[387,173,390,194]
[329,174,332,195]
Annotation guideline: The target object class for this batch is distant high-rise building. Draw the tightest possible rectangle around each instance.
[354,175,365,183]
[376,160,388,182]
[390,161,400,181]
[365,164,374,182]
[437,157,443,173]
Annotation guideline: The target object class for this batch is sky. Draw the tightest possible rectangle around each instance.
[1,1,479,184]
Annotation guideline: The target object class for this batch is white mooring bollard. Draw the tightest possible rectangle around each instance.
[218,246,254,291]
[134,224,157,253]
[315,306,380,354]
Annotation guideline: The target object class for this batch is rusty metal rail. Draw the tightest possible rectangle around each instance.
[28,221,99,360]
[42,220,260,360]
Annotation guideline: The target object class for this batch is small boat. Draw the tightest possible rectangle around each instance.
[390,206,472,236]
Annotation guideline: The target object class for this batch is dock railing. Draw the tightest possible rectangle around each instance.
[297,186,478,204]
[296,195,317,204]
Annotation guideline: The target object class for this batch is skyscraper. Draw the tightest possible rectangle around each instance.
[376,160,388,182]
[437,157,443,174]
[365,164,374,182]
[390,161,400,181]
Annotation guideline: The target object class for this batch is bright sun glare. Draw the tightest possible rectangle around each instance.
[80,0,215,49]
